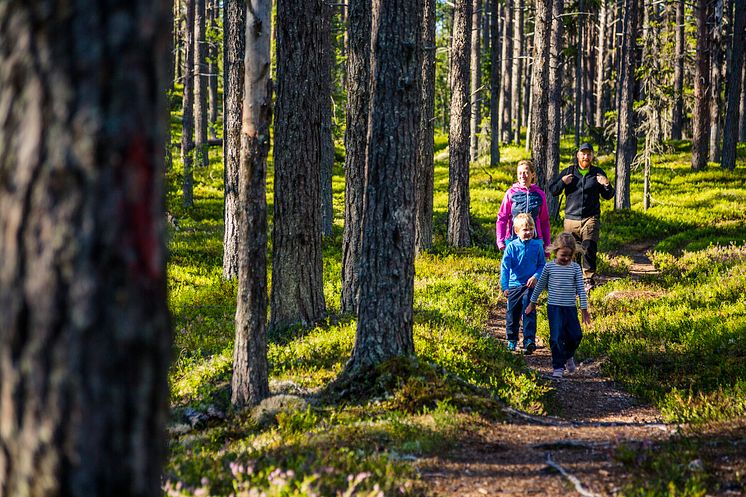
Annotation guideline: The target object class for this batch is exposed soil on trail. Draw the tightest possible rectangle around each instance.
[419,244,674,496]
[419,309,673,497]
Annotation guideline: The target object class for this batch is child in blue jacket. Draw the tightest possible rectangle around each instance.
[500,213,546,354]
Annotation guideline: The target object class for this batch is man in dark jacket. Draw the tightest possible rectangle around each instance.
[549,142,614,291]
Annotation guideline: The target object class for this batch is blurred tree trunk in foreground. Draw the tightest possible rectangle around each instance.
[0,1,172,494]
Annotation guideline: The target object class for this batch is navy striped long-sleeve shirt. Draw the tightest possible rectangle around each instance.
[530,261,588,309]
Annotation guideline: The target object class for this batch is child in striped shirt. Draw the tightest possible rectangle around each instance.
[526,232,591,379]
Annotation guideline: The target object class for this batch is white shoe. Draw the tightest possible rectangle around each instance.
[565,357,577,373]
[552,368,564,379]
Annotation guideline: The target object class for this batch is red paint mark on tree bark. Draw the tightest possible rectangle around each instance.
[125,133,161,279]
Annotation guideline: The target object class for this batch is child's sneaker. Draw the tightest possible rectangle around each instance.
[565,357,577,373]
[552,368,564,379]
[507,340,517,352]
[523,339,536,355]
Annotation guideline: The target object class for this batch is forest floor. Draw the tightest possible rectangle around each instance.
[417,245,700,496]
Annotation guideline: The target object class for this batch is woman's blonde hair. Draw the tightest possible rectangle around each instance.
[516,159,536,183]
[549,232,584,256]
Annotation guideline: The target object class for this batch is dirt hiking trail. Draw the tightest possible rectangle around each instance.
[419,247,676,496]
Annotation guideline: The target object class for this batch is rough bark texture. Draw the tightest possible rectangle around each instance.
[175,0,184,82]
[740,54,746,142]
[721,0,746,170]
[320,1,335,238]
[692,0,712,170]
[490,0,502,167]
[182,0,196,207]
[511,0,524,144]
[583,18,594,132]
[208,0,220,139]
[614,0,639,209]
[347,0,422,373]
[470,0,482,161]
[271,0,327,331]
[416,0,437,253]
[232,0,272,407]
[0,2,172,495]
[341,0,371,315]
[194,0,209,167]
[708,0,724,163]
[500,0,514,143]
[448,0,473,247]
[671,0,685,140]
[595,1,608,128]
[531,0,552,190]
[546,0,564,217]
[574,0,584,148]
[222,0,246,280]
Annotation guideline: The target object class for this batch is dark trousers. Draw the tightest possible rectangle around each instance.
[547,304,583,369]
[505,286,536,345]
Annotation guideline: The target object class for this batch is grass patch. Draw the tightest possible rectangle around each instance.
[165,121,746,495]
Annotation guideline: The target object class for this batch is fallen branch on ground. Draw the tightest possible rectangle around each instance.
[545,452,600,497]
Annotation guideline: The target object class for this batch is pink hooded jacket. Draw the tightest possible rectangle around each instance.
[496,183,551,252]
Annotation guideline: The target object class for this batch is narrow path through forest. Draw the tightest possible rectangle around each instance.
[418,245,672,496]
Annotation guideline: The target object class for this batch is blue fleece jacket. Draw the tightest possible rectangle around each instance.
[500,237,546,290]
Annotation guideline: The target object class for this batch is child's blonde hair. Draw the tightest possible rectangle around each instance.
[516,159,537,183]
[513,212,535,233]
[549,231,584,256]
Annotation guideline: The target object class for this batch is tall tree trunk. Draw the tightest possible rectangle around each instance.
[574,0,583,148]
[207,0,219,139]
[416,0,437,253]
[470,0,482,161]
[320,1,335,238]
[222,0,245,279]
[194,0,209,167]
[523,31,533,135]
[232,0,272,407]
[500,0,514,143]
[547,0,564,217]
[709,0,725,162]
[671,0,685,140]
[341,0,371,315]
[346,0,422,373]
[595,0,608,127]
[182,0,196,207]
[740,54,746,142]
[692,0,712,170]
[0,1,171,494]
[448,0,473,247]
[271,0,327,330]
[615,0,639,209]
[490,0,502,166]
[722,0,746,170]
[175,0,184,83]
[531,0,553,190]
[511,0,524,144]
[584,17,594,130]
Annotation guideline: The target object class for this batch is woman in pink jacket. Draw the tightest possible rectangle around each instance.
[496,160,551,254]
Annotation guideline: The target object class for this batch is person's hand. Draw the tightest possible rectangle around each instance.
[526,276,537,288]
[561,174,573,185]
[503,289,509,298]
[525,302,536,315]
[596,175,609,186]
[581,309,591,325]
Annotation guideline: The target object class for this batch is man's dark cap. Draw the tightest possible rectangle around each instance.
[578,142,594,152]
